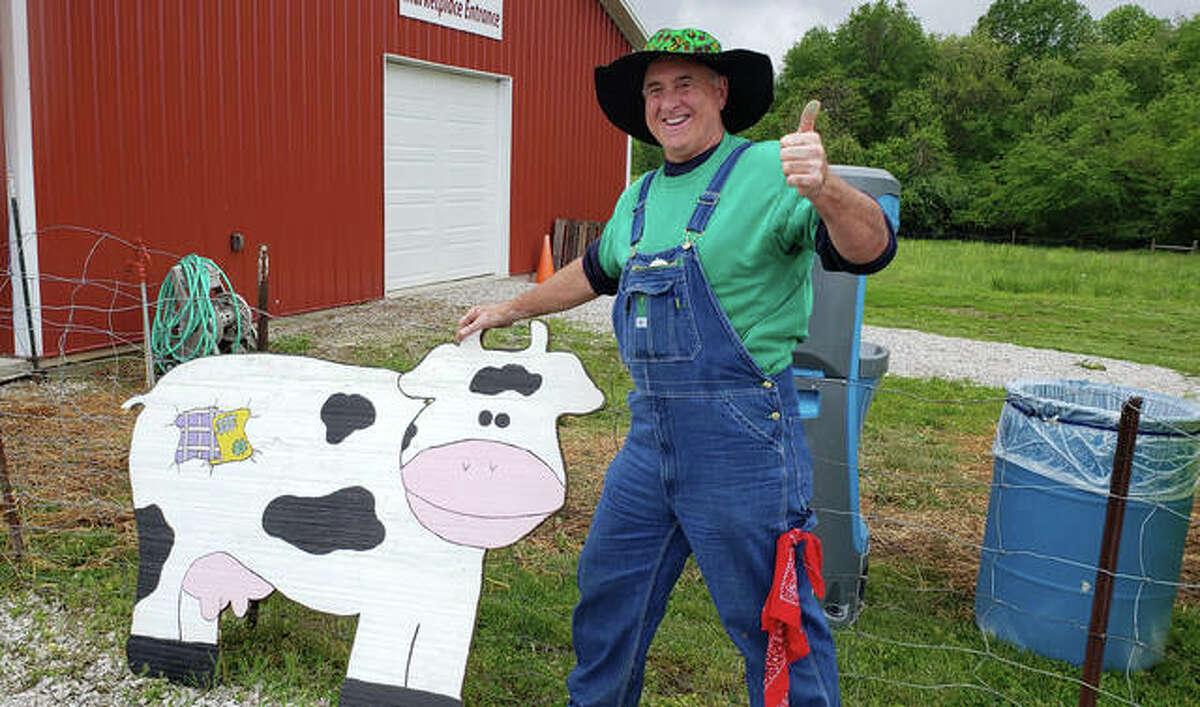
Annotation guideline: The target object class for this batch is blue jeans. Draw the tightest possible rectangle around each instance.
[566,369,840,706]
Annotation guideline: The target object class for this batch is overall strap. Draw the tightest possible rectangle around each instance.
[629,170,658,247]
[686,140,752,236]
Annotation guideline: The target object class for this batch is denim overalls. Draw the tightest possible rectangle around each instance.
[567,144,841,706]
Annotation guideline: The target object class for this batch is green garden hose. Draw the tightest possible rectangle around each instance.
[150,254,246,370]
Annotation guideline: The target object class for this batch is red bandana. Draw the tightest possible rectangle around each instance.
[761,529,825,707]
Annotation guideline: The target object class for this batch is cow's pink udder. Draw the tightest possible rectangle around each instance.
[182,552,274,621]
[401,440,564,549]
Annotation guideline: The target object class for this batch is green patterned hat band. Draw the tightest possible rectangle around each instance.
[644,28,723,55]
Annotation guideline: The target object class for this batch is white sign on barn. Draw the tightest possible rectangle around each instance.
[399,0,503,41]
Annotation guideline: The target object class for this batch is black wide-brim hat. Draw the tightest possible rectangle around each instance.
[594,28,774,146]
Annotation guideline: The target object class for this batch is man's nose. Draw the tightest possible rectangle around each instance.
[657,88,687,108]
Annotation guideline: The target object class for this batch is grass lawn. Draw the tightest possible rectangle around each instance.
[864,240,1200,376]
[2,241,1198,704]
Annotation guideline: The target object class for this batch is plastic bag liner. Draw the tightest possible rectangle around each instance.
[978,379,1199,670]
[996,379,1200,502]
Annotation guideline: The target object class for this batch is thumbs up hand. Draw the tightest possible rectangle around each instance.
[780,100,827,200]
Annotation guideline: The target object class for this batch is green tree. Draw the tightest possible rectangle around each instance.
[1171,14,1200,73]
[1097,4,1165,44]
[749,24,872,161]
[1145,71,1200,241]
[977,0,1097,60]
[630,141,662,179]
[865,89,965,235]
[924,33,1020,164]
[832,1,934,144]
[981,70,1164,244]
[1012,54,1088,120]
[1079,34,1170,104]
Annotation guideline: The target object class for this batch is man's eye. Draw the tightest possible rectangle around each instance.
[677,79,693,91]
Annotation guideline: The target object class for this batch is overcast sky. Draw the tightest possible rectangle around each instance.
[624,0,1200,68]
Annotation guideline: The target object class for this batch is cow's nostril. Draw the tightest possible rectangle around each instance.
[495,413,510,428]
[478,410,492,426]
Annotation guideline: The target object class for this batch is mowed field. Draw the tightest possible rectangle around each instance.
[1,240,1197,705]
[863,240,1200,377]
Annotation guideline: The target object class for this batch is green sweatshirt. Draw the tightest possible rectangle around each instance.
[597,134,821,375]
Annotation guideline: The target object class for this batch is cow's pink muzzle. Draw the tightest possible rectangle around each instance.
[401,440,563,549]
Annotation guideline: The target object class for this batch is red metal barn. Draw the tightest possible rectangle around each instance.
[0,0,645,358]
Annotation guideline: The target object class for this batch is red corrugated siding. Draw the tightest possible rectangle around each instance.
[26,0,631,355]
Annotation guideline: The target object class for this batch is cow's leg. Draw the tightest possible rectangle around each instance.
[126,533,219,686]
[339,599,478,707]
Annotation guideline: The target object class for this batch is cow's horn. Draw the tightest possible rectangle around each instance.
[529,320,548,352]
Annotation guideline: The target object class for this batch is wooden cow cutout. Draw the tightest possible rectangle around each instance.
[122,322,603,706]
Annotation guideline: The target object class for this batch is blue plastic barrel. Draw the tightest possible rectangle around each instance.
[974,379,1200,671]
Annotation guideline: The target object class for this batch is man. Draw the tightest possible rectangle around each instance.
[457,28,895,707]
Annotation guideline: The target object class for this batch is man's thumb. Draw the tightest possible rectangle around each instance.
[798,99,821,133]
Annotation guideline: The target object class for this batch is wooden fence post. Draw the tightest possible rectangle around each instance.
[256,245,270,352]
[0,427,26,560]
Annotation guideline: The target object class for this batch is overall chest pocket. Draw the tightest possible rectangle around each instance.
[617,268,700,363]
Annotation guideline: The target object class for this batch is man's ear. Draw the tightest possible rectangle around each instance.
[717,74,729,109]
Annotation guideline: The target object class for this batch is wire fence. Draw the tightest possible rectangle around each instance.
[1,227,1198,706]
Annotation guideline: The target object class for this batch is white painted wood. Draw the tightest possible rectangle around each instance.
[123,322,603,700]
[383,58,511,291]
[1,0,43,357]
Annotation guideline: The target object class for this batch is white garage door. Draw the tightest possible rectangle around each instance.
[384,60,510,290]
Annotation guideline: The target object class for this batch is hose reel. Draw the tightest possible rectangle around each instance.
[150,254,255,372]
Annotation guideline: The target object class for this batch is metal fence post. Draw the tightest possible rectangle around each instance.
[9,197,39,370]
[1077,396,1142,707]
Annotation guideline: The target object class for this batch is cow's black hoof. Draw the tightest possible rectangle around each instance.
[339,678,462,706]
[126,634,218,687]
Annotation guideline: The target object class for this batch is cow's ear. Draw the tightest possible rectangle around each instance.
[459,330,483,352]
[528,320,549,353]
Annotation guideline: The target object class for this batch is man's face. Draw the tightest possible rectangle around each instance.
[642,58,728,163]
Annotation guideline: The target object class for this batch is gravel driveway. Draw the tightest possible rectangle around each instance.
[411,276,1200,402]
[2,275,1196,707]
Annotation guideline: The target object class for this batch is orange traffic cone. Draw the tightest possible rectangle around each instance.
[536,233,555,283]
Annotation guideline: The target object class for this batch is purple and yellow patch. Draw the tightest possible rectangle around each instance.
[174,407,252,465]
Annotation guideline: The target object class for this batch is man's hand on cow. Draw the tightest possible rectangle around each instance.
[780,100,827,201]
[456,302,518,343]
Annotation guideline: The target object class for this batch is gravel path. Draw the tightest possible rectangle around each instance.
[0,594,290,707]
[2,275,1195,706]
[411,276,1200,402]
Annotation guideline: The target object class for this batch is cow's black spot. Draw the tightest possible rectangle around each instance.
[478,410,492,426]
[402,422,417,452]
[126,635,218,686]
[469,364,542,396]
[262,486,385,555]
[494,413,510,428]
[321,393,375,444]
[136,504,175,597]
[340,678,461,707]
[134,505,174,602]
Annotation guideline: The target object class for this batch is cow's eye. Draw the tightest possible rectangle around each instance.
[494,413,510,428]
[478,410,493,426]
